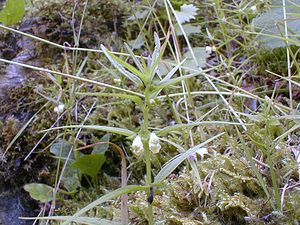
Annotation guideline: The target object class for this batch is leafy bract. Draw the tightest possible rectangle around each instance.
[0,0,25,25]
[24,183,54,203]
[252,0,300,48]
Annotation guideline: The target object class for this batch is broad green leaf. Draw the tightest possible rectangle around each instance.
[174,4,198,24]
[128,35,145,50]
[176,24,202,36]
[42,125,136,137]
[92,134,111,154]
[154,133,224,183]
[0,0,25,25]
[182,47,210,70]
[50,139,73,158]
[76,92,143,105]
[252,0,300,48]
[127,9,149,20]
[62,162,81,192]
[61,185,149,225]
[24,183,54,203]
[73,154,106,183]
[20,216,121,225]
[101,45,144,86]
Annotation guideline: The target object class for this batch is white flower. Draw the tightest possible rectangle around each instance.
[149,133,161,154]
[250,5,257,13]
[205,46,216,54]
[54,104,65,114]
[132,135,144,156]
[113,78,121,84]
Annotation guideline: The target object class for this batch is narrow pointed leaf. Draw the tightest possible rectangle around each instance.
[61,185,149,225]
[124,43,146,76]
[155,72,200,90]
[76,92,143,105]
[156,121,244,136]
[101,45,143,86]
[160,59,186,83]
[154,133,224,183]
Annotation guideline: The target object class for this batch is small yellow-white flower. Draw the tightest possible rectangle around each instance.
[149,133,161,154]
[54,104,65,114]
[132,135,144,156]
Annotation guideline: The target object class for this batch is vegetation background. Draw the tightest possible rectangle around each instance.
[0,0,300,224]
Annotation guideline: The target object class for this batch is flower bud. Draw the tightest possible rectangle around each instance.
[132,135,144,156]
[149,133,161,154]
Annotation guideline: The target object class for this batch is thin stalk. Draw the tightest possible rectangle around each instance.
[141,86,153,225]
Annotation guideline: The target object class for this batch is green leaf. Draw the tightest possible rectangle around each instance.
[176,24,202,36]
[156,121,244,136]
[73,154,106,183]
[101,45,144,86]
[174,4,198,24]
[42,125,136,137]
[50,139,73,158]
[62,162,81,192]
[61,185,149,225]
[24,183,54,203]
[76,92,143,105]
[154,133,224,183]
[0,0,25,25]
[92,134,111,154]
[155,71,200,92]
[181,47,210,70]
[128,35,145,50]
[252,0,300,48]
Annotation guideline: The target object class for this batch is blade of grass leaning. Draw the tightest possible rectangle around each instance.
[2,102,49,159]
[0,58,144,97]
[41,125,136,137]
[60,185,149,225]
[247,134,281,210]
[154,132,224,183]
[156,121,245,136]
[101,45,144,86]
[20,216,121,225]
[236,128,275,210]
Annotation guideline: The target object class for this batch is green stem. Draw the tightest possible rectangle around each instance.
[141,86,153,225]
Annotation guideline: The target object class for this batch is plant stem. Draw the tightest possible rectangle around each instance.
[141,86,153,225]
